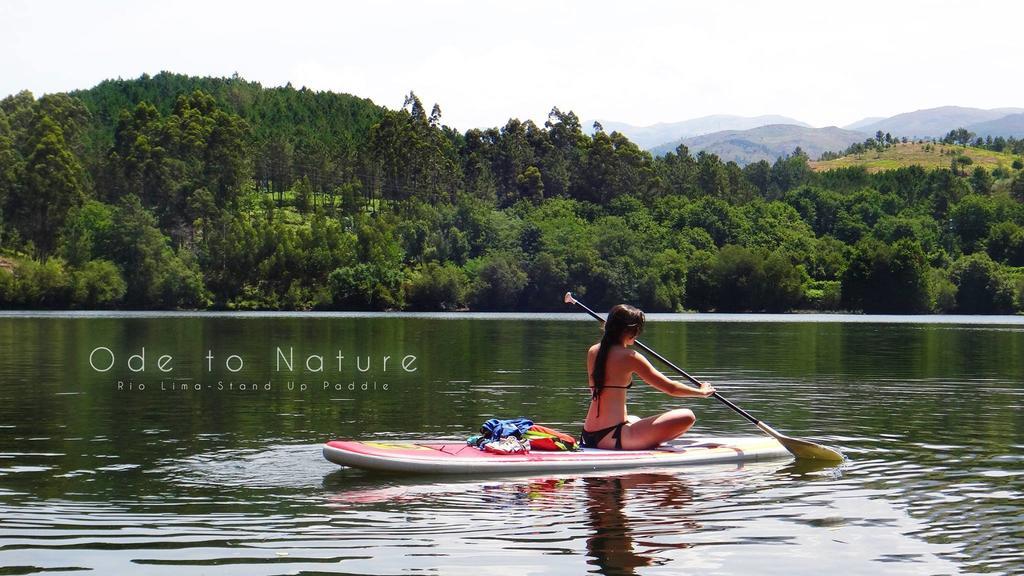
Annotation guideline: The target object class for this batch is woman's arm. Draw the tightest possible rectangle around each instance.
[630,351,715,398]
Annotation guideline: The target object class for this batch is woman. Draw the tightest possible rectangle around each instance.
[582,304,715,450]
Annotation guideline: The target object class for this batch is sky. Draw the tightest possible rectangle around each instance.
[1,0,1021,131]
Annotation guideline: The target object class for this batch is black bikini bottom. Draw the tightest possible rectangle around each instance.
[581,421,626,450]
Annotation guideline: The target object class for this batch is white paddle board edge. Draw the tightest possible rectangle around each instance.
[323,436,791,474]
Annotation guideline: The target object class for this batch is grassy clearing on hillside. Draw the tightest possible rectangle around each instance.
[810,142,1023,173]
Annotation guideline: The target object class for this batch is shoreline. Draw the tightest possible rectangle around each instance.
[0,309,1022,324]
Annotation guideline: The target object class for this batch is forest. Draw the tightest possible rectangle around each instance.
[1,72,1023,313]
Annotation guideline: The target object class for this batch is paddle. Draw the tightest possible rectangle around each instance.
[564,292,844,462]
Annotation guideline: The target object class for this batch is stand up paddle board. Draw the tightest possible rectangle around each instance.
[323,436,790,474]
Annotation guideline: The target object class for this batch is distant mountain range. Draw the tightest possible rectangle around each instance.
[843,117,886,131]
[590,115,809,150]
[601,106,1024,166]
[955,112,1024,139]
[649,125,867,166]
[846,106,1024,139]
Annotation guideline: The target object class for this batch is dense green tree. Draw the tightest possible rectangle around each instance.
[872,215,940,256]
[71,259,126,308]
[199,211,266,304]
[816,165,872,195]
[943,128,975,146]
[950,195,995,253]
[489,119,537,206]
[517,165,544,203]
[0,91,37,150]
[0,109,19,240]
[970,166,993,195]
[709,245,758,312]
[404,262,468,311]
[325,263,404,310]
[929,169,970,219]
[106,102,167,208]
[986,221,1024,266]
[743,160,772,198]
[293,175,313,213]
[107,195,209,307]
[762,252,804,312]
[73,72,382,186]
[801,279,842,310]
[658,144,699,197]
[929,268,958,313]
[769,148,811,195]
[33,93,91,156]
[872,165,929,204]
[949,253,1014,314]
[1012,172,1024,203]
[0,258,72,308]
[574,129,653,205]
[739,200,813,252]
[637,249,687,312]
[105,92,251,230]
[589,214,649,304]
[696,151,729,198]
[783,185,842,237]
[10,116,87,255]
[533,109,579,200]
[709,245,800,312]
[805,235,849,280]
[258,136,293,198]
[684,249,716,309]
[470,251,527,311]
[675,197,744,247]
[197,95,252,205]
[951,154,973,176]
[60,199,116,266]
[841,238,930,313]
[521,252,570,311]
[365,92,462,208]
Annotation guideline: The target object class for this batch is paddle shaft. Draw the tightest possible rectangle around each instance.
[570,298,763,427]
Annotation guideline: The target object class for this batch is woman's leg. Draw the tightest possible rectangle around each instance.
[618,409,696,450]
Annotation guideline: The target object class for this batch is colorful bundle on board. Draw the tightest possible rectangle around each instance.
[467,418,580,453]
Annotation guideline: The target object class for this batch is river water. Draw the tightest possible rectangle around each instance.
[0,313,1021,575]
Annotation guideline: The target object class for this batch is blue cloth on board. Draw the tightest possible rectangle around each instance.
[469,417,534,449]
[480,417,534,441]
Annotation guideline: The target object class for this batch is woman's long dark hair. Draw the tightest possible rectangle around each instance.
[591,304,645,399]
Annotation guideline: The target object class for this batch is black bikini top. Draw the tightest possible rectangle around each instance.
[590,381,632,416]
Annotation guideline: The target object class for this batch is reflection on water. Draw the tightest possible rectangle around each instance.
[0,442,981,575]
[583,473,694,575]
[0,314,1021,574]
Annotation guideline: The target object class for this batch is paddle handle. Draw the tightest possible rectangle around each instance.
[564,292,762,427]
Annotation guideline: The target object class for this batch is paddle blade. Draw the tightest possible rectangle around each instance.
[757,422,844,462]
[777,436,845,462]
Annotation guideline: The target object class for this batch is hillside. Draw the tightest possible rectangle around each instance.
[650,124,866,165]
[67,71,386,162]
[809,142,1021,173]
[856,106,1024,139]
[4,73,1024,315]
[595,115,809,150]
